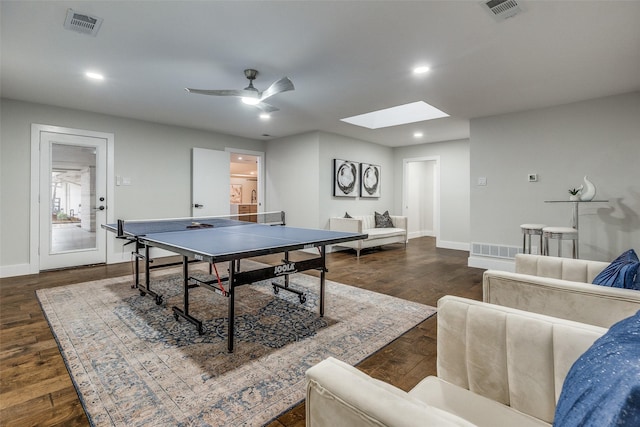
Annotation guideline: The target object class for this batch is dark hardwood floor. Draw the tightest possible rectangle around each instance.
[0,237,484,427]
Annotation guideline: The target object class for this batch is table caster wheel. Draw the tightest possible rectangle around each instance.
[139,291,146,297]
[299,294,307,304]
[273,286,279,295]
[173,313,179,321]
[155,295,163,305]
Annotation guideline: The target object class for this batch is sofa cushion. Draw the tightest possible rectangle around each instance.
[553,310,640,427]
[374,210,394,228]
[410,376,550,427]
[592,249,640,290]
[365,227,406,238]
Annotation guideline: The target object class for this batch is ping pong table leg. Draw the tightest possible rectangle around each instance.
[133,241,140,289]
[227,260,236,353]
[171,256,204,335]
[320,245,326,317]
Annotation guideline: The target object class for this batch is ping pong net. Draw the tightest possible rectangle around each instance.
[115,210,285,237]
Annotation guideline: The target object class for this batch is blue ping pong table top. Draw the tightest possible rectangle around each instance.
[104,220,366,261]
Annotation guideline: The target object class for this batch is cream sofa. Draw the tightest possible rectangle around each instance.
[329,215,407,257]
[483,253,640,328]
[306,295,606,427]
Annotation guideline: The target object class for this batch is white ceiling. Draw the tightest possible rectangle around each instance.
[1,1,639,147]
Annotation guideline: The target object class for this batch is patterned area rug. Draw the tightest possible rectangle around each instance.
[37,262,436,426]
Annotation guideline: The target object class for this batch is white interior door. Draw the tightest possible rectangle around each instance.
[192,148,230,217]
[39,132,108,270]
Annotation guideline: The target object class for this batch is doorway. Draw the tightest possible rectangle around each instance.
[190,148,264,219]
[228,148,264,214]
[402,156,440,242]
[31,125,114,271]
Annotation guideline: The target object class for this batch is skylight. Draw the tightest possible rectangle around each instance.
[340,101,449,129]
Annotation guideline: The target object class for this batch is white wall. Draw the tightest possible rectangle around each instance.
[266,131,395,230]
[0,99,264,274]
[393,139,470,249]
[265,132,321,227]
[470,92,640,265]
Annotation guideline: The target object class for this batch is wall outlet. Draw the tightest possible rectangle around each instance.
[477,176,487,186]
[528,173,538,182]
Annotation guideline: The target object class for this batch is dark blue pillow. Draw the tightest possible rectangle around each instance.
[554,310,640,427]
[592,249,640,290]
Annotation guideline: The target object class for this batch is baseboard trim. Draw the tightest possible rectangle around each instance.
[0,263,37,278]
[408,230,435,239]
[467,255,515,272]
[437,240,469,251]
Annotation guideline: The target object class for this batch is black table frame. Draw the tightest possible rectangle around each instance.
[106,223,364,352]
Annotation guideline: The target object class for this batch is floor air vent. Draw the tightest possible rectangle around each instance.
[481,0,523,21]
[471,243,522,259]
[64,9,103,36]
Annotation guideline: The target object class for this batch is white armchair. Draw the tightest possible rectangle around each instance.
[305,296,606,427]
[483,254,640,328]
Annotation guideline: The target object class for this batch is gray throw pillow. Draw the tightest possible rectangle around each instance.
[374,211,394,228]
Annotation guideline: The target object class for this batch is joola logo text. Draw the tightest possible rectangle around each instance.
[274,262,296,275]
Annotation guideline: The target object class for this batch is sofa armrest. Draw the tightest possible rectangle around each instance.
[483,270,640,328]
[306,357,474,427]
[329,217,362,234]
[437,296,606,424]
[390,215,407,232]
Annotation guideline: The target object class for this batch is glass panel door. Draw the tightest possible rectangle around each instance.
[50,143,97,252]
[39,132,107,270]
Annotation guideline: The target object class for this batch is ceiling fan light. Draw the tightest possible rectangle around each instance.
[242,97,260,105]
[85,71,104,80]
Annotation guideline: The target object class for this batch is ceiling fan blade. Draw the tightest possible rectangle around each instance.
[255,102,279,113]
[185,88,259,98]
[259,77,294,102]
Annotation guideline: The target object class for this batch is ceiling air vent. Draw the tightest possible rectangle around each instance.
[63,9,103,36]
[481,0,523,21]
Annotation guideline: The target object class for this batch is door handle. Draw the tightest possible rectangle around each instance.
[94,206,106,211]
[194,203,204,208]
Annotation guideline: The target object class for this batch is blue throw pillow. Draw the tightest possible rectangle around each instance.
[592,249,640,290]
[553,310,640,427]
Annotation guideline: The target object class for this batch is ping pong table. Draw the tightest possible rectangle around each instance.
[103,212,366,352]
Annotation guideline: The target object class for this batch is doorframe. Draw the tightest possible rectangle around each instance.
[402,156,440,244]
[30,124,115,273]
[225,147,265,212]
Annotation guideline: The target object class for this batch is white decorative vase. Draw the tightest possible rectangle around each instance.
[579,176,596,201]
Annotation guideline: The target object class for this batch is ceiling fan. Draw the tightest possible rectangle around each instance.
[185,69,294,113]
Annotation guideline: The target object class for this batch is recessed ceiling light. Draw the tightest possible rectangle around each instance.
[259,113,271,120]
[85,71,104,80]
[341,101,449,130]
[414,132,424,138]
[413,66,430,74]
